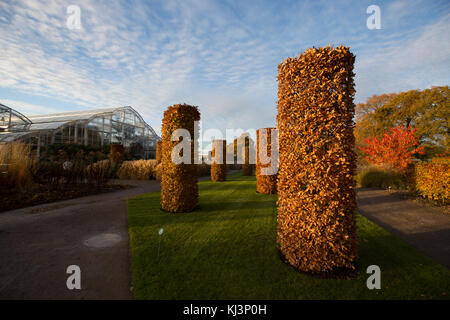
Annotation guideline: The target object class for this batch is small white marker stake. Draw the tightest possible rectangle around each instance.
[157,228,164,259]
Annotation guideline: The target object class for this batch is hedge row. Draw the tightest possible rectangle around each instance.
[256,128,277,194]
[276,46,358,273]
[160,104,200,213]
[211,139,227,182]
[415,158,449,202]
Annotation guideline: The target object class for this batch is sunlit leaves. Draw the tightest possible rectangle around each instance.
[276,45,358,273]
[161,104,200,213]
[359,126,424,171]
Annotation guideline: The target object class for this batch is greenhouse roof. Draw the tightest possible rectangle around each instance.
[28,107,128,123]
[0,105,160,142]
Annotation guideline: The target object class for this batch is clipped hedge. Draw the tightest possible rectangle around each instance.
[242,136,253,176]
[160,104,200,213]
[415,158,449,202]
[211,139,227,182]
[156,140,162,164]
[356,167,407,190]
[110,144,124,163]
[276,46,358,274]
[256,128,277,194]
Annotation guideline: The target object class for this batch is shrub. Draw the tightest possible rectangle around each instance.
[211,139,227,182]
[64,160,87,184]
[359,126,424,171]
[31,159,88,185]
[161,104,200,213]
[117,159,158,180]
[86,159,111,185]
[42,143,109,162]
[0,142,34,190]
[256,128,277,194]
[356,167,407,190]
[415,158,449,203]
[276,46,358,273]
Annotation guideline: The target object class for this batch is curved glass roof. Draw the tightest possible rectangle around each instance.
[0,103,32,132]
[0,105,160,143]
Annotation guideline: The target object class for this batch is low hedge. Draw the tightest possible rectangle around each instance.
[356,167,407,190]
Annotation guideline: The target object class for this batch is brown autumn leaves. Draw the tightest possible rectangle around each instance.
[277,45,358,273]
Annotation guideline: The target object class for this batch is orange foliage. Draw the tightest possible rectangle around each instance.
[359,126,424,171]
[160,104,200,213]
[256,128,277,194]
[276,45,358,273]
[211,139,227,182]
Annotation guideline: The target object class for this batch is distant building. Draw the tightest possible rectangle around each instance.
[0,104,160,159]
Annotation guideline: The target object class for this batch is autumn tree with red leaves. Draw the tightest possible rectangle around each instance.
[359,126,424,171]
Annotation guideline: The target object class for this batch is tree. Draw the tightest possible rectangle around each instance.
[359,126,424,171]
[355,86,449,160]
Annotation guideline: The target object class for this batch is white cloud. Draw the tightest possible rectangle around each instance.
[0,99,63,116]
[355,13,450,100]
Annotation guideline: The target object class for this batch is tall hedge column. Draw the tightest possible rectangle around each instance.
[211,139,227,181]
[161,104,200,213]
[276,46,358,273]
[256,128,277,194]
[156,140,162,164]
[242,136,253,176]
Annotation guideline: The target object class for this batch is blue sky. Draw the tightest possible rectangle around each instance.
[0,0,449,137]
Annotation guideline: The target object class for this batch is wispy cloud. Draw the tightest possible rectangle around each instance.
[0,0,448,137]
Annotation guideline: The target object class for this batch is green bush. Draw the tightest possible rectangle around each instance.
[356,167,407,190]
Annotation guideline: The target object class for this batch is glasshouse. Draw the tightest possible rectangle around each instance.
[0,104,160,158]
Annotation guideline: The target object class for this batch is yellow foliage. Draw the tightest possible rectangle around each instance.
[415,158,449,202]
[118,159,158,180]
[0,142,34,190]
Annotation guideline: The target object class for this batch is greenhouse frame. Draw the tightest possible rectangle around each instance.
[0,104,160,159]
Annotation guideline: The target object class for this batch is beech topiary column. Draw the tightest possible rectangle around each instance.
[110,144,124,164]
[276,46,358,274]
[211,139,227,182]
[242,136,253,176]
[256,128,277,194]
[161,104,200,213]
[156,140,162,164]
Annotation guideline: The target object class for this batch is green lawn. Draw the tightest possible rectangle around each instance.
[128,172,450,299]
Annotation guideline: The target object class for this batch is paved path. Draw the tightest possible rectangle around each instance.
[0,180,161,299]
[357,188,450,268]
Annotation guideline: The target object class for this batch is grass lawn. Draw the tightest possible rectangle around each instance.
[128,172,450,299]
